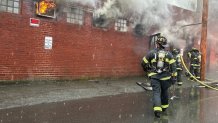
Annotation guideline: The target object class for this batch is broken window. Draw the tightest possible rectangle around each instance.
[92,14,109,28]
[66,7,84,25]
[115,19,128,32]
[35,0,56,18]
[0,0,20,14]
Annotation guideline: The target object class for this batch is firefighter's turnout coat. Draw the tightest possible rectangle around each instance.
[172,51,183,84]
[187,49,201,80]
[141,48,177,112]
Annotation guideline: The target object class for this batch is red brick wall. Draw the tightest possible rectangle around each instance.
[0,0,148,80]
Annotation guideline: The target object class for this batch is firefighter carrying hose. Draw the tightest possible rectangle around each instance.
[187,47,201,80]
[141,36,177,118]
[172,48,183,86]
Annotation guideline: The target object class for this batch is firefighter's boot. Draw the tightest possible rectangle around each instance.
[154,111,161,118]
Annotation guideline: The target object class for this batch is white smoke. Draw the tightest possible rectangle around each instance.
[56,0,202,48]
[118,0,202,49]
[209,0,218,22]
[57,0,98,7]
[96,0,173,28]
[94,0,121,19]
[93,0,201,48]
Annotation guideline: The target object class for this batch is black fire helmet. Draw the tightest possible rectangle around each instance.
[156,36,168,48]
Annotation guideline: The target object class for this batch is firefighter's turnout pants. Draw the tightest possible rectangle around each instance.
[151,78,171,112]
[190,65,200,80]
[176,69,182,83]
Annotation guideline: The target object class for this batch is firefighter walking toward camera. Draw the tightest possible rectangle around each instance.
[187,47,201,80]
[141,36,177,118]
[172,48,183,86]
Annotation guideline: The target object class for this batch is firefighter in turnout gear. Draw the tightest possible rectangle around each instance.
[141,36,177,118]
[172,48,183,86]
[187,47,201,80]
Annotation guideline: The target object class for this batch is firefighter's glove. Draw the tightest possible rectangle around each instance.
[171,76,177,85]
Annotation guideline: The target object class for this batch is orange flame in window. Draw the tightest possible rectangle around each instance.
[36,0,56,14]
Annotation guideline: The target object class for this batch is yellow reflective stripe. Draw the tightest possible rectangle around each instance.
[172,72,177,76]
[162,104,169,109]
[160,76,171,80]
[151,59,156,63]
[154,107,162,111]
[148,72,157,77]
[169,59,176,64]
[177,55,181,62]
[143,57,148,63]
[176,68,182,70]
[165,58,169,62]
[188,52,191,58]
[191,64,200,66]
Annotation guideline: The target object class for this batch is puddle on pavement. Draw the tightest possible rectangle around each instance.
[0,87,218,123]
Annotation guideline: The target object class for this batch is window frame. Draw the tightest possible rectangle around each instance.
[0,0,20,14]
[35,0,56,18]
[66,7,85,25]
[114,18,128,32]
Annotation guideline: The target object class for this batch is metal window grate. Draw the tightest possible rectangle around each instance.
[115,19,128,32]
[0,0,20,14]
[66,7,84,25]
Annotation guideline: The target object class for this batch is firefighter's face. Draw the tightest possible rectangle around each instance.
[156,43,164,49]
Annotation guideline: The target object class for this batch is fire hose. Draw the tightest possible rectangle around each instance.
[180,55,218,91]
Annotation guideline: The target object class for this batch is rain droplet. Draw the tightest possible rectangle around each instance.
[79,107,83,111]
[142,114,145,117]
[118,114,122,119]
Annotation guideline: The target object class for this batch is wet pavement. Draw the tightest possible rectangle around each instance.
[0,76,218,123]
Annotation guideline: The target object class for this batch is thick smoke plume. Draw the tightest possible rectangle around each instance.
[56,0,97,7]
[93,0,201,49]
[55,0,203,49]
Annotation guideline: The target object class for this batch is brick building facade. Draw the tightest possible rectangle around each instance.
[0,0,148,80]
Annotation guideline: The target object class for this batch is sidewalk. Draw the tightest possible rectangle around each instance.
[0,76,200,110]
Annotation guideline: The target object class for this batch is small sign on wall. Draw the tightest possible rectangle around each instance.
[44,36,53,49]
[30,18,40,27]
